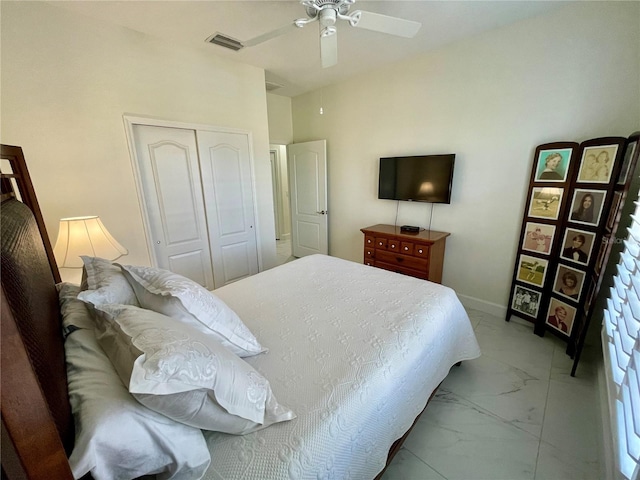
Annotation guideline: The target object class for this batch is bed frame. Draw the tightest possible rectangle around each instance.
[0,145,434,480]
[1,145,74,479]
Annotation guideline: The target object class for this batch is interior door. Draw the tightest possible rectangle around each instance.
[287,140,328,257]
[197,130,259,287]
[131,124,215,289]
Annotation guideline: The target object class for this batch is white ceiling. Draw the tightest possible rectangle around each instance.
[51,0,569,97]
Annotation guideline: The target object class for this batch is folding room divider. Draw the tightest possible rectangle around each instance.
[506,132,640,375]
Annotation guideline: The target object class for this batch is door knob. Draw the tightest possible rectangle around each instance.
[317,210,327,215]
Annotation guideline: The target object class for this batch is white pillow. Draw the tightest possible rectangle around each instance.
[93,303,295,434]
[118,264,264,357]
[77,256,139,307]
[59,287,211,480]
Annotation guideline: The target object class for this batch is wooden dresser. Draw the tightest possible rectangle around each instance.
[360,224,450,283]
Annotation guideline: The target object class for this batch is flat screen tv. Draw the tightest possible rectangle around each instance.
[378,154,455,204]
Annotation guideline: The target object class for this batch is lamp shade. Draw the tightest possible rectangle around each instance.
[53,216,128,268]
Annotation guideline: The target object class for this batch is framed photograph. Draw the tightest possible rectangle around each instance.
[511,285,542,318]
[576,144,619,183]
[534,148,572,182]
[568,189,606,227]
[607,192,623,231]
[560,228,596,266]
[618,139,638,185]
[546,297,577,336]
[516,254,549,287]
[552,264,585,302]
[527,187,564,220]
[522,222,556,255]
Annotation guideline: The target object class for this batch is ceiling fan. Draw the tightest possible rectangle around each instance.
[205,0,422,68]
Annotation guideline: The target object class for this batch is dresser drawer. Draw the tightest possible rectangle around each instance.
[376,250,428,271]
[364,247,374,257]
[374,261,430,280]
[375,237,388,249]
[413,244,430,258]
[400,242,414,255]
[364,235,375,247]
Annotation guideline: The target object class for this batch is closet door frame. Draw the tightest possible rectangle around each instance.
[123,114,263,274]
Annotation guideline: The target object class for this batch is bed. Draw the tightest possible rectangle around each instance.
[1,144,481,480]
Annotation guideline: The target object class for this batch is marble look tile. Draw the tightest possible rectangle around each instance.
[465,308,491,329]
[535,441,601,480]
[473,315,555,380]
[404,391,539,480]
[509,314,538,329]
[443,351,549,437]
[541,379,600,462]
[384,308,602,479]
[550,341,598,387]
[381,448,446,480]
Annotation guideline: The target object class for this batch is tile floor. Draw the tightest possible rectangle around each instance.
[276,237,295,265]
[381,308,603,480]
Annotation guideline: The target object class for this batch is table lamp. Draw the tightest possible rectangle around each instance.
[53,216,128,283]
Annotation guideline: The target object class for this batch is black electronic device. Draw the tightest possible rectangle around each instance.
[378,154,455,203]
[400,225,420,233]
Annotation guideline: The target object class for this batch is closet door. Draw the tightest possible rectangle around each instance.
[197,130,259,287]
[132,125,215,289]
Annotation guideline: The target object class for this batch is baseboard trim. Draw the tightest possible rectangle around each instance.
[456,294,507,318]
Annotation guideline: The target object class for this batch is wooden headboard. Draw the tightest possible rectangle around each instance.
[1,145,74,479]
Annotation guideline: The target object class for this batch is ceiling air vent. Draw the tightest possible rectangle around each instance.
[205,33,243,51]
[265,81,285,92]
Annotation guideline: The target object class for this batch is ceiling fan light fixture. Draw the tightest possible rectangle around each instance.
[319,8,337,27]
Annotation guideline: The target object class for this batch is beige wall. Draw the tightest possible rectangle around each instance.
[291,2,640,313]
[267,93,293,145]
[1,1,277,273]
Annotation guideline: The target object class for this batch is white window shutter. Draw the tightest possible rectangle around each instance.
[604,200,640,480]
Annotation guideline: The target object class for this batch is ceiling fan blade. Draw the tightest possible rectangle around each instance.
[242,22,300,47]
[320,27,338,68]
[349,10,421,38]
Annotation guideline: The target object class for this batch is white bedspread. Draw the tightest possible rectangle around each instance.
[204,255,480,480]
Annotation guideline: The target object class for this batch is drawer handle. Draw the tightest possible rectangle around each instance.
[418,249,423,254]
[404,246,409,251]
[391,245,396,249]
[379,242,383,246]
